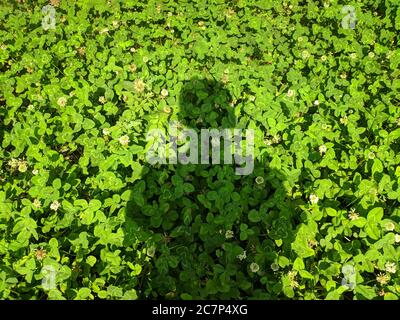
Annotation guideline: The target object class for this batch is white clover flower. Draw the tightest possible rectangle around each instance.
[272,134,281,144]
[129,63,137,72]
[34,248,47,261]
[77,47,86,56]
[385,222,395,232]
[287,89,295,98]
[288,271,299,288]
[225,8,235,18]
[99,96,106,104]
[8,158,19,169]
[134,79,145,93]
[27,104,35,111]
[394,234,400,243]
[99,28,109,34]
[314,100,319,106]
[130,47,136,52]
[309,194,319,205]
[321,55,327,62]
[385,262,397,274]
[102,128,110,136]
[376,273,390,285]
[368,52,375,58]
[57,97,67,107]
[302,50,310,59]
[319,145,327,155]
[348,208,359,221]
[340,72,347,79]
[161,88,169,97]
[255,176,264,185]
[271,263,279,271]
[348,213,359,221]
[250,262,260,273]
[198,20,206,29]
[33,199,42,209]
[340,115,348,125]
[350,53,357,60]
[32,169,39,175]
[225,230,234,239]
[18,161,28,173]
[237,250,247,261]
[119,135,130,146]
[50,200,61,211]
[264,139,272,146]
[288,271,297,280]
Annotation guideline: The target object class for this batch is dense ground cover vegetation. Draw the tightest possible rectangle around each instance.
[0,0,400,300]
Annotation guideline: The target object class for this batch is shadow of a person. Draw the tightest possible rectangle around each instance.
[126,78,296,299]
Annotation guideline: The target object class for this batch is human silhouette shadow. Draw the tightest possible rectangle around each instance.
[126,78,296,299]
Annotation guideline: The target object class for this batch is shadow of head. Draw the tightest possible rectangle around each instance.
[167,77,254,176]
[178,77,236,129]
